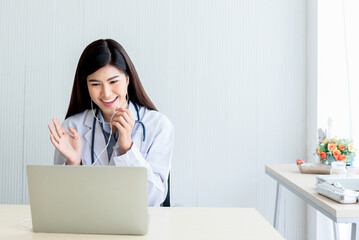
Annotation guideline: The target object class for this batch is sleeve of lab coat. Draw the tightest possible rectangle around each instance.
[54,148,67,165]
[111,115,174,207]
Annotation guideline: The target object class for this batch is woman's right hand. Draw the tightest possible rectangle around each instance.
[48,118,83,165]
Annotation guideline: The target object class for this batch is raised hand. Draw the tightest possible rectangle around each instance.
[111,108,134,154]
[48,118,82,165]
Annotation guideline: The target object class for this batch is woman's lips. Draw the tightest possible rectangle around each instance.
[101,97,118,107]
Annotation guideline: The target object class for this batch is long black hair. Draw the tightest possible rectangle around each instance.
[65,39,157,119]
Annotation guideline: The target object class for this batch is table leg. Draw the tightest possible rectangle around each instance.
[351,222,358,240]
[333,221,339,240]
[273,182,282,230]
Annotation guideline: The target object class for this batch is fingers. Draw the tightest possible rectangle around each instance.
[112,112,133,130]
[114,109,134,125]
[115,108,134,122]
[118,114,131,128]
[112,117,130,130]
[68,127,79,140]
[120,112,133,126]
[49,126,62,154]
[48,124,60,144]
[49,133,59,148]
[53,118,65,138]
[112,122,123,132]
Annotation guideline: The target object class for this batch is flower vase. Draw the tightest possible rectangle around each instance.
[328,155,336,165]
[321,155,336,165]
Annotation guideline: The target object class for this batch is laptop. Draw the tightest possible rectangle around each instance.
[26,165,148,235]
[316,175,359,191]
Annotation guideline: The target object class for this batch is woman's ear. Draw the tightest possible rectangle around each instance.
[126,76,129,86]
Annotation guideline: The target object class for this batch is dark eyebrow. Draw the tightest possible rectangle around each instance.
[107,75,120,81]
[88,75,121,82]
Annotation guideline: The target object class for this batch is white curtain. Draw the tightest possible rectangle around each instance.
[317,1,359,239]
[318,0,359,157]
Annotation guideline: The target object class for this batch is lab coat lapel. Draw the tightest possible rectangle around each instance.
[83,110,109,165]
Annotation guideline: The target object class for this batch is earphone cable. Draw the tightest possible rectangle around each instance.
[91,110,117,166]
[18,219,32,230]
[91,101,124,166]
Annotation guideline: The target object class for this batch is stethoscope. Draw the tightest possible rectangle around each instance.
[91,102,146,164]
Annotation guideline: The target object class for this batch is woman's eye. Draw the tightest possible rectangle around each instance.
[110,80,119,84]
[91,83,100,86]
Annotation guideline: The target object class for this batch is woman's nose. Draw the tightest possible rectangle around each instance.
[102,84,111,97]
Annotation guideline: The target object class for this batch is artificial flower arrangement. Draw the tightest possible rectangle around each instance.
[316,138,356,165]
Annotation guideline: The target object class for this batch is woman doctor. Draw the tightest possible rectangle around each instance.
[48,39,174,207]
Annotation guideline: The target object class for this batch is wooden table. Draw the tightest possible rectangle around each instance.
[0,205,283,240]
[266,164,359,240]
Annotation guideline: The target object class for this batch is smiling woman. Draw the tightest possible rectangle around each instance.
[47,39,174,207]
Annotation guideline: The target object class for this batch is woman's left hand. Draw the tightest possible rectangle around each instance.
[111,108,135,154]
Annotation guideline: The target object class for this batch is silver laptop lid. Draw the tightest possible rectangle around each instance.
[27,165,148,235]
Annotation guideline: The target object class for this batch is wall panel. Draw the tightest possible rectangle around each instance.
[0,1,307,239]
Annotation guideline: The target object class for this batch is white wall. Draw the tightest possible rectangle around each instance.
[306,0,318,239]
[0,0,307,239]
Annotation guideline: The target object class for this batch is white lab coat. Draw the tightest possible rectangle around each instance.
[54,101,174,207]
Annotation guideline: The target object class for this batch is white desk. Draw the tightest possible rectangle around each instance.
[0,205,283,240]
[265,164,359,240]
